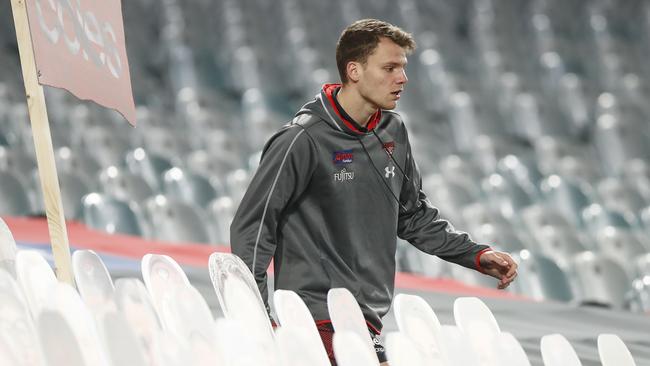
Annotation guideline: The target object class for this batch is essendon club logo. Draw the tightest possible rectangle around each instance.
[383,141,395,154]
[332,149,353,165]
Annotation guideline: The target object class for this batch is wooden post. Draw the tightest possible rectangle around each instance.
[10,0,74,285]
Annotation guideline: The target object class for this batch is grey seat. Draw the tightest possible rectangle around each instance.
[594,114,650,176]
[225,169,251,205]
[495,154,543,198]
[636,254,650,278]
[163,167,221,209]
[80,126,131,168]
[540,175,593,226]
[595,227,647,275]
[0,146,36,183]
[597,178,648,215]
[530,225,588,269]
[582,204,636,233]
[521,204,573,232]
[628,276,650,313]
[206,196,235,246]
[512,250,573,302]
[144,195,211,244]
[480,173,534,219]
[423,174,478,225]
[81,193,143,236]
[138,126,191,161]
[0,170,31,216]
[125,148,174,192]
[99,166,155,205]
[622,159,650,202]
[186,150,240,179]
[54,147,101,190]
[570,252,631,309]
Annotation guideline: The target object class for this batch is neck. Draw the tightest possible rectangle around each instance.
[336,85,378,127]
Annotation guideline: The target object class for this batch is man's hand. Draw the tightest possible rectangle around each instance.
[479,250,518,289]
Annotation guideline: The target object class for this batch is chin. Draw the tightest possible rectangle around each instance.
[382,101,398,110]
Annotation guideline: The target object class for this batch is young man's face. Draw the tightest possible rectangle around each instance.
[356,37,408,110]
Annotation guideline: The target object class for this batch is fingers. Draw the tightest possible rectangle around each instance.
[497,271,517,289]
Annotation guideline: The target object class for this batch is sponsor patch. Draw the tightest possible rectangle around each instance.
[383,141,395,154]
[333,168,355,182]
[332,149,353,165]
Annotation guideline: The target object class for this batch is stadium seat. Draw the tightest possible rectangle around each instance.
[541,334,582,366]
[594,114,650,176]
[99,166,155,205]
[141,254,190,328]
[571,252,631,309]
[582,204,636,233]
[54,147,102,189]
[598,334,638,366]
[40,283,109,365]
[540,175,593,226]
[453,297,501,335]
[15,251,58,317]
[273,290,329,364]
[72,250,116,316]
[81,193,144,236]
[0,269,45,365]
[529,225,588,269]
[276,326,331,366]
[80,126,132,168]
[32,171,92,220]
[495,154,543,197]
[0,218,16,276]
[480,172,534,219]
[636,254,650,278]
[511,250,574,302]
[385,332,427,366]
[125,148,175,192]
[99,312,148,366]
[595,227,647,275]
[144,195,211,243]
[393,293,444,363]
[0,145,36,183]
[163,167,221,209]
[113,278,163,363]
[597,178,648,215]
[333,330,380,366]
[208,253,274,346]
[0,170,31,216]
[628,276,650,313]
[37,311,88,366]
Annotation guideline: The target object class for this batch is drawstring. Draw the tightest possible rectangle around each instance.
[357,136,409,213]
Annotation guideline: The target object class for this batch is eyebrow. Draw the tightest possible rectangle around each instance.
[383,61,408,67]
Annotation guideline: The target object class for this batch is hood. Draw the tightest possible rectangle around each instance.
[297,84,382,136]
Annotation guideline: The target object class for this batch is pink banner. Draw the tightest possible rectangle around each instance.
[25,0,136,125]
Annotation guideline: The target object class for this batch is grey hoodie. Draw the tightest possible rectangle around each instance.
[231,84,490,332]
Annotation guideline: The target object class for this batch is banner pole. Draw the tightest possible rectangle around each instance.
[10,0,74,285]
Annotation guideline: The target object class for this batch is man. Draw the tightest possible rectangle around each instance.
[231,19,518,365]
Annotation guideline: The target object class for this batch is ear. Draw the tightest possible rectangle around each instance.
[346,61,362,83]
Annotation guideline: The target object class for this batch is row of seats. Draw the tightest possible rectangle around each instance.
[1,0,650,315]
[0,216,644,365]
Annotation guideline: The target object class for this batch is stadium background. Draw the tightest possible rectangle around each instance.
[1,0,650,364]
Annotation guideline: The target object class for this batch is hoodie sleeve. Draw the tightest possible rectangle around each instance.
[230,124,318,310]
[396,132,490,270]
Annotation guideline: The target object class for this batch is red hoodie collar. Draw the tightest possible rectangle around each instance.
[322,83,382,134]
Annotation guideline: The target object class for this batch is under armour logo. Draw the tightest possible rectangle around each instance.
[385,166,395,178]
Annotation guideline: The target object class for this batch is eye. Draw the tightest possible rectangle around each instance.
[385,67,395,72]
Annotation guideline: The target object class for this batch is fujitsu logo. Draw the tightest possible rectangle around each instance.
[334,168,355,182]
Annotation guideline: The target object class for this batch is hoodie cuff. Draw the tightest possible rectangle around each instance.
[475,247,493,273]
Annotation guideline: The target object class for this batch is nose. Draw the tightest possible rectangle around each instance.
[397,69,408,85]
